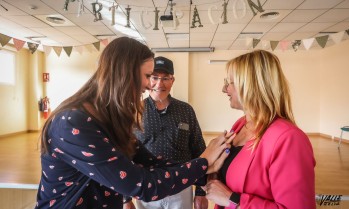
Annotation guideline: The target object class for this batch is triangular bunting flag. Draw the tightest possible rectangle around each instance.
[43,45,52,56]
[280,41,290,52]
[27,42,39,54]
[315,35,329,48]
[252,39,260,48]
[302,38,314,50]
[85,44,95,53]
[291,40,301,52]
[53,46,63,57]
[63,46,73,57]
[101,39,109,46]
[13,38,26,51]
[270,41,279,51]
[0,33,12,46]
[330,31,345,44]
[93,41,100,51]
[74,46,84,55]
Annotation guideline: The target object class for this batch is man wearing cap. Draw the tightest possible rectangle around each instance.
[124,56,208,209]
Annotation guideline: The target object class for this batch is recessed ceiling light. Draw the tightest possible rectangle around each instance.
[260,12,280,20]
[35,14,75,27]
[46,16,65,24]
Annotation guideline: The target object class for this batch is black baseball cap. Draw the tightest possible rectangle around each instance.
[154,56,174,75]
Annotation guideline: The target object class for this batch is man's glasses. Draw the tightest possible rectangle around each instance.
[150,75,173,84]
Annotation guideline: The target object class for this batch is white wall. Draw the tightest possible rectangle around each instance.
[0,47,48,134]
[189,49,322,133]
[319,40,349,139]
[190,50,246,132]
[45,50,101,110]
[0,48,29,135]
[268,50,321,133]
[27,52,45,131]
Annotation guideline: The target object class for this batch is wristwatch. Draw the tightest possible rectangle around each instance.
[228,192,240,208]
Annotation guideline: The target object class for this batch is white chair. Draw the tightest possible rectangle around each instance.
[338,126,349,148]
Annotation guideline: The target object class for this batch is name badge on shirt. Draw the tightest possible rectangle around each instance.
[178,122,189,131]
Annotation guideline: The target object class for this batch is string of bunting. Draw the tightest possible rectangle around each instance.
[1,29,348,56]
[0,0,349,56]
[251,29,349,52]
[0,32,109,57]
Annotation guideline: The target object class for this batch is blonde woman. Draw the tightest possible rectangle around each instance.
[205,50,316,209]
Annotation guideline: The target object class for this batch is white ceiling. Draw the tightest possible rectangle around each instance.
[0,0,349,51]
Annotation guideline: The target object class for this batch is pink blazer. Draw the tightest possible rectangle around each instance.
[215,117,316,209]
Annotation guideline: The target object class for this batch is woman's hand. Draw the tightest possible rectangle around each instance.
[200,131,235,174]
[211,131,236,173]
[204,179,233,207]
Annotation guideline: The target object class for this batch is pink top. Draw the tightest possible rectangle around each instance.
[215,117,316,209]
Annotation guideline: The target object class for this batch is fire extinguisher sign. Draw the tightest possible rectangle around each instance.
[43,73,50,82]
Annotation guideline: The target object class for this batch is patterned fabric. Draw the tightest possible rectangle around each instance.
[135,187,193,209]
[135,95,205,164]
[35,109,208,209]
[135,95,207,196]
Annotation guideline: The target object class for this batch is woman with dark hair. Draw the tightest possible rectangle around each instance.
[35,37,232,209]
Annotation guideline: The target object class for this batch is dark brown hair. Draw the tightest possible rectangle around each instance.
[40,37,154,158]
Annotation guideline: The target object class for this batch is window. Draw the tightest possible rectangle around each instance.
[0,49,16,85]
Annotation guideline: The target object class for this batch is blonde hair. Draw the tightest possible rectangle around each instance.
[226,50,295,148]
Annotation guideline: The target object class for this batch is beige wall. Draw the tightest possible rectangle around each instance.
[0,40,348,141]
[0,46,48,134]
[319,40,349,139]
[190,51,246,132]
[274,50,321,132]
[189,49,322,133]
[45,50,101,110]
[0,47,29,135]
[28,51,46,131]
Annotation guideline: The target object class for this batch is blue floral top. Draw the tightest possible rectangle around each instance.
[35,109,208,209]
